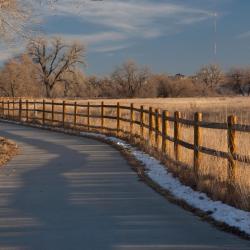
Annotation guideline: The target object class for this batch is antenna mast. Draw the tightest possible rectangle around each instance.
[213,12,217,61]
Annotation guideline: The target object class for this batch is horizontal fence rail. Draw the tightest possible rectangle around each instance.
[0,98,249,188]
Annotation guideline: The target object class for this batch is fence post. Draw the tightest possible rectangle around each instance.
[62,101,66,128]
[26,100,29,122]
[161,110,169,154]
[0,100,2,118]
[130,103,134,137]
[12,99,15,119]
[227,115,237,188]
[2,100,4,118]
[3,100,5,118]
[74,101,77,130]
[1,100,4,118]
[19,99,22,121]
[33,101,36,123]
[0,99,1,117]
[101,101,104,132]
[194,112,202,179]
[155,109,159,149]
[7,100,10,119]
[42,99,45,125]
[117,102,120,136]
[174,111,181,161]
[12,99,14,119]
[148,107,153,146]
[140,105,145,141]
[51,100,54,125]
[87,102,90,131]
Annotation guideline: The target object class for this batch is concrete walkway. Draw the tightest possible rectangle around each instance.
[0,122,249,250]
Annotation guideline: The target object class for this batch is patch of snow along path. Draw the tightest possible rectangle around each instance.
[80,132,250,236]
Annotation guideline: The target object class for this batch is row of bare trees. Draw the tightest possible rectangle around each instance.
[0,36,249,99]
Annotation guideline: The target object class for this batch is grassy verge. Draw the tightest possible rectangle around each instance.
[0,137,18,166]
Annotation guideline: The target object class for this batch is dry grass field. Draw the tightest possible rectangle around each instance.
[74,96,250,122]
[76,97,250,210]
[2,96,250,211]
[68,97,250,211]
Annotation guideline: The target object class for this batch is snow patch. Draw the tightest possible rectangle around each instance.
[80,131,250,236]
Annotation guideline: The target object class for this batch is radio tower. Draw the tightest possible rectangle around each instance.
[213,12,218,62]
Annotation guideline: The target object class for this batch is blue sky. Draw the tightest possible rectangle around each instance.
[1,0,250,75]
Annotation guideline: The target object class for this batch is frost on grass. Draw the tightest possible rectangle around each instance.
[80,132,250,236]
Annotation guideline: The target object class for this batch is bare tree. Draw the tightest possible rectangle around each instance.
[28,37,85,98]
[0,0,101,41]
[0,59,20,97]
[61,70,84,98]
[148,74,201,97]
[0,53,41,97]
[196,64,223,92]
[0,0,35,41]
[111,60,150,98]
[226,67,250,96]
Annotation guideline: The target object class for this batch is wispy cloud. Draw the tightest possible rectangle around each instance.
[92,44,131,53]
[0,0,216,62]
[48,32,130,53]
[0,47,20,62]
[237,31,250,39]
[43,0,213,52]
[50,32,126,45]
[52,0,212,34]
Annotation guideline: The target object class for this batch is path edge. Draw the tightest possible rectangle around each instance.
[0,119,249,240]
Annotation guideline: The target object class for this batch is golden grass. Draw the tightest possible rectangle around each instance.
[2,97,250,211]
[75,96,250,121]
[0,137,18,166]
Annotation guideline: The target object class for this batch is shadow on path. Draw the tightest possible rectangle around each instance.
[0,123,249,250]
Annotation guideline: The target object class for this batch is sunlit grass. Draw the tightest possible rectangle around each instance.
[3,97,250,211]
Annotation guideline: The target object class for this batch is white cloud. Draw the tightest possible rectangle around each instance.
[42,0,213,52]
[51,0,211,34]
[92,44,131,53]
[0,47,22,62]
[44,0,211,41]
[47,32,132,53]
[237,31,250,39]
[0,0,216,60]
[49,32,126,45]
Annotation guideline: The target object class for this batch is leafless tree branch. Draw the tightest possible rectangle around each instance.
[28,37,85,98]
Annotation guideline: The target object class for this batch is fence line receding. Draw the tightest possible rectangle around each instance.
[1,98,250,188]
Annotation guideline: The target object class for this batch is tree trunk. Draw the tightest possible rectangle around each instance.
[45,83,52,98]
[64,82,69,97]
[10,83,15,97]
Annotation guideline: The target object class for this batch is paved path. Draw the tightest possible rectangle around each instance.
[0,122,249,250]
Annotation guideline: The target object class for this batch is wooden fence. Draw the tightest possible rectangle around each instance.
[0,98,250,187]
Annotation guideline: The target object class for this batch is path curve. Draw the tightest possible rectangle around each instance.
[0,122,249,250]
